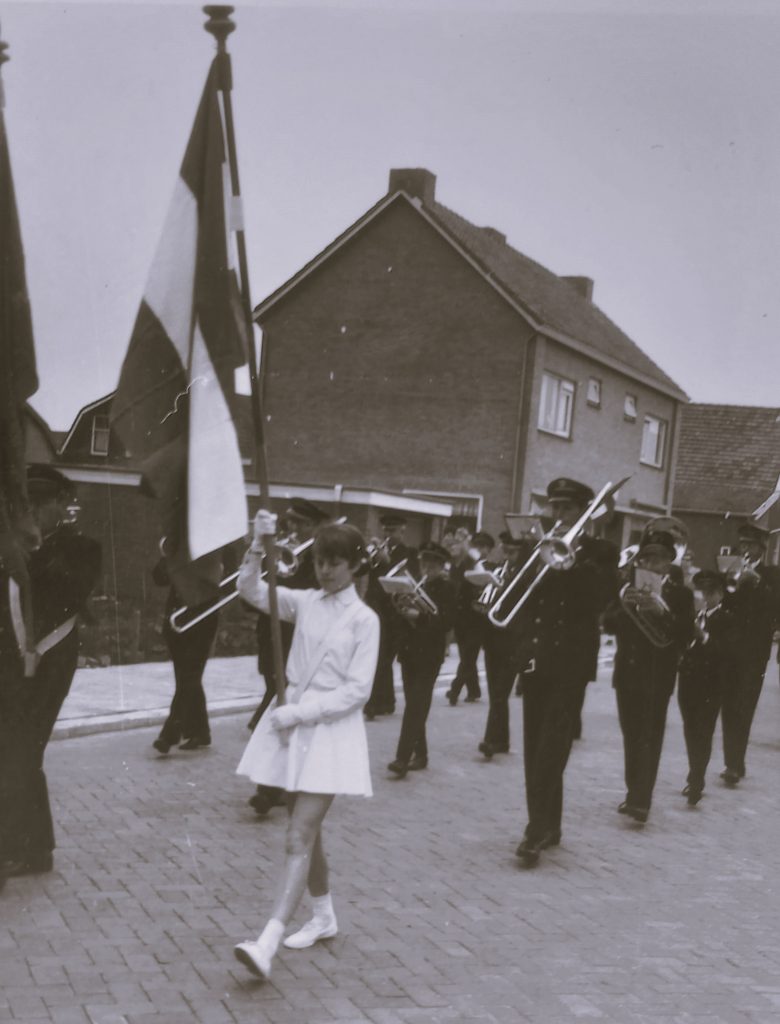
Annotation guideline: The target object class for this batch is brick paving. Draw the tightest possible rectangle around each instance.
[2,655,779,1023]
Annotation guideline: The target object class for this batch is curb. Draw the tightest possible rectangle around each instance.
[51,672,463,741]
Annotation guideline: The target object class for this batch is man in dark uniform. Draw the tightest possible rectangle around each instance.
[478,531,531,758]
[247,497,328,814]
[0,465,101,876]
[514,478,619,866]
[604,530,694,825]
[677,569,736,805]
[719,522,780,786]
[445,528,484,706]
[364,513,416,719]
[152,542,237,754]
[387,542,455,777]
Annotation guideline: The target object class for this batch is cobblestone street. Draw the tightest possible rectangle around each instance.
[2,659,779,1024]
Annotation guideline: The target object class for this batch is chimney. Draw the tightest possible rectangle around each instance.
[563,276,594,302]
[481,227,506,245]
[388,168,436,206]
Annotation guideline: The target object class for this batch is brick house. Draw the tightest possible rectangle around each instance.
[253,168,688,548]
[673,404,780,569]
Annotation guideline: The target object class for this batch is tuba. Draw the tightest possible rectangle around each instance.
[487,477,629,629]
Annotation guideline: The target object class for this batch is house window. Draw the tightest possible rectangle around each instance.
[640,415,667,468]
[624,394,637,421]
[538,372,575,438]
[90,415,110,456]
[586,377,602,408]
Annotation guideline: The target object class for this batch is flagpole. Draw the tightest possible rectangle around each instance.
[203,6,288,706]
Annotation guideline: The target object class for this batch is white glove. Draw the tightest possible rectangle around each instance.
[251,509,278,550]
[270,704,303,731]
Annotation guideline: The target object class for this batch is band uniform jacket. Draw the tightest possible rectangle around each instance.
[678,603,737,692]
[604,575,695,688]
[726,564,780,669]
[394,575,456,666]
[513,536,619,682]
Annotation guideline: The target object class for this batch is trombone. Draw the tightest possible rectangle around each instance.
[487,477,629,629]
[169,519,346,633]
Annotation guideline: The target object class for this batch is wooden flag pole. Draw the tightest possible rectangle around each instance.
[203,5,288,705]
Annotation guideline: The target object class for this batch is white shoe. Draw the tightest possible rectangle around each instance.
[283,916,338,950]
[233,939,273,979]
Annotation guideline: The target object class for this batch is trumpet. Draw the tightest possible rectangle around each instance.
[487,478,629,629]
[365,537,391,569]
[723,554,761,592]
[378,559,438,616]
[465,560,509,614]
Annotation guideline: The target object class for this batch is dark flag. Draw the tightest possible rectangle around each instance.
[111,60,248,601]
[0,74,39,570]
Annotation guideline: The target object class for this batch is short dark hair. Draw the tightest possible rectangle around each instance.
[313,523,366,569]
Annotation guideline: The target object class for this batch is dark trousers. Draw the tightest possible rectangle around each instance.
[0,632,79,863]
[482,640,517,750]
[521,672,585,842]
[721,656,768,777]
[395,655,442,764]
[158,615,217,745]
[615,675,674,810]
[366,618,397,714]
[449,622,482,701]
[678,672,723,791]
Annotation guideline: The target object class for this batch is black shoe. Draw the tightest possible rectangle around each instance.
[515,836,543,867]
[539,831,561,849]
[682,785,702,806]
[478,741,495,760]
[408,756,428,771]
[179,737,211,751]
[3,852,53,877]
[364,708,376,721]
[446,691,457,707]
[618,801,649,823]
[720,769,740,787]
[387,759,408,778]
[248,792,272,815]
[152,738,172,755]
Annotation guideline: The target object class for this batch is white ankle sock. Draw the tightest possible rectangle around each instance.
[257,917,285,955]
[312,892,335,921]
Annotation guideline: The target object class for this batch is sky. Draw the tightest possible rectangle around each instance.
[2,0,779,429]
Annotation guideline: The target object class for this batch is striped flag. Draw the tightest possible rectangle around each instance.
[111,60,248,595]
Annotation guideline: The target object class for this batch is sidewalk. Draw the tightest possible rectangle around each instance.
[52,642,505,739]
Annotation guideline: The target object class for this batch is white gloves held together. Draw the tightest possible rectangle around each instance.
[269,703,304,731]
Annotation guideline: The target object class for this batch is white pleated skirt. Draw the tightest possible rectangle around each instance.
[236,701,373,797]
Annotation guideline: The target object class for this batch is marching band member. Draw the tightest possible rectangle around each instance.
[677,569,735,805]
[445,528,483,706]
[152,544,237,754]
[246,498,329,816]
[0,466,101,877]
[234,511,379,979]
[364,513,415,720]
[603,530,694,825]
[514,478,619,866]
[719,522,780,786]
[478,531,530,759]
[387,542,455,778]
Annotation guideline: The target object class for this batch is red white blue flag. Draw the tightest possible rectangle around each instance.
[112,60,248,591]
